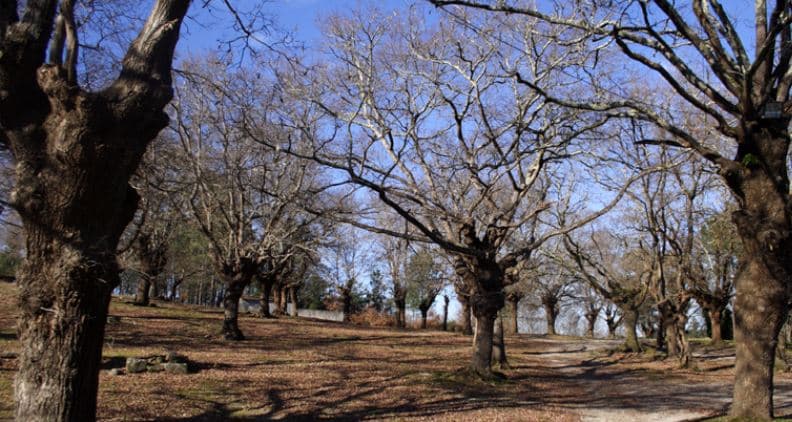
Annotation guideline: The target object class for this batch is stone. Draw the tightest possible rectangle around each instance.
[162,363,188,374]
[147,363,164,373]
[125,358,148,374]
[165,351,186,363]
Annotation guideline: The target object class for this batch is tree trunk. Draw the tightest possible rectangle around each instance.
[420,307,428,329]
[394,294,406,328]
[607,320,618,338]
[472,311,497,378]
[341,287,352,323]
[723,121,792,420]
[509,295,519,334]
[708,308,723,345]
[442,295,449,331]
[729,233,789,419]
[586,315,596,338]
[259,277,274,318]
[279,286,288,314]
[289,287,298,317]
[492,312,509,369]
[460,294,473,335]
[622,307,642,352]
[221,274,251,341]
[15,241,118,421]
[134,275,151,306]
[543,302,557,336]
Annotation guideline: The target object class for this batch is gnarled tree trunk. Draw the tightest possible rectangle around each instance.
[5,2,190,420]
[221,275,250,341]
[621,307,642,353]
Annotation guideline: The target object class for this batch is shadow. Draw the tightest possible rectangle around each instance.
[0,332,15,340]
[101,356,126,370]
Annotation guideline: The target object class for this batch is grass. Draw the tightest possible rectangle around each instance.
[0,280,791,421]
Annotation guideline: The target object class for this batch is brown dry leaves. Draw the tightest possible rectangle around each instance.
[1,284,791,421]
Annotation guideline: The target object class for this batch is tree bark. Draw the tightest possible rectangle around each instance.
[459,294,473,335]
[6,2,190,420]
[492,312,509,369]
[509,295,520,334]
[543,301,558,336]
[622,307,642,353]
[442,295,449,331]
[709,309,723,344]
[394,290,406,328]
[472,311,497,378]
[420,308,428,329]
[289,287,298,317]
[221,278,248,341]
[134,275,151,306]
[586,314,597,338]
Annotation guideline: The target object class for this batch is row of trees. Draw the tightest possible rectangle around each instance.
[0,0,788,420]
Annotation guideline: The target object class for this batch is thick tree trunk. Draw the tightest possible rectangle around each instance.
[460,294,473,335]
[586,315,596,338]
[543,302,557,336]
[722,122,792,420]
[420,308,428,329]
[622,307,642,352]
[222,280,246,341]
[729,240,789,419]
[134,275,151,306]
[15,240,118,421]
[472,311,497,377]
[394,297,406,328]
[289,287,298,317]
[492,312,509,369]
[219,266,255,341]
[708,308,723,345]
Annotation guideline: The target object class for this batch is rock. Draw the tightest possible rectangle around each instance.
[147,363,164,373]
[162,363,188,374]
[125,358,148,374]
[165,351,186,363]
[108,368,123,376]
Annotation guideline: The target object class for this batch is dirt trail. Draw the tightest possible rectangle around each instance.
[512,336,792,421]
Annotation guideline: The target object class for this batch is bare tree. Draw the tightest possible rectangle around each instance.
[0,2,190,419]
[690,210,739,344]
[562,231,650,352]
[172,58,318,339]
[272,8,639,378]
[429,1,792,417]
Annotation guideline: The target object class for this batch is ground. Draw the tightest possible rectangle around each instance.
[1,281,791,421]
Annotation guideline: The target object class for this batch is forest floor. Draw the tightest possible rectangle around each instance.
[1,282,792,421]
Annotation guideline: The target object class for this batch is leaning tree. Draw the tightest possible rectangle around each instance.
[429,1,792,417]
[0,1,191,420]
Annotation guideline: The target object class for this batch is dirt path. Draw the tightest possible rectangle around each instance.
[511,336,792,421]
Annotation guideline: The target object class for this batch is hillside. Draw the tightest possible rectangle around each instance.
[1,282,791,421]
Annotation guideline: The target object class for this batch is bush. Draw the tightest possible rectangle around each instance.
[349,307,395,327]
